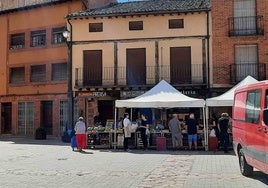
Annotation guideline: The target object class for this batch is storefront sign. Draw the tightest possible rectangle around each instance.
[120,91,146,98]
[181,90,197,95]
[92,92,107,97]
[77,91,107,98]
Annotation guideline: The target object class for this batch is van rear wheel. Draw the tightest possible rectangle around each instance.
[238,148,253,176]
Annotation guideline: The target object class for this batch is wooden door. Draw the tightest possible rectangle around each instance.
[126,48,146,86]
[83,50,102,86]
[170,47,191,84]
[1,103,12,134]
[41,101,53,135]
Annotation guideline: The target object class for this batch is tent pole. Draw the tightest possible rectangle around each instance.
[205,106,209,151]
[114,107,117,150]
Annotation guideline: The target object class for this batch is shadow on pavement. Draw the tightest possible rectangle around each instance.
[248,171,268,185]
[72,150,94,154]
[0,136,69,146]
[98,148,236,156]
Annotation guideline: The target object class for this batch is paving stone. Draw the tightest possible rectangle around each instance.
[0,137,267,188]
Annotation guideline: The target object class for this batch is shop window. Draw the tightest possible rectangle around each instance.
[52,27,66,44]
[52,62,67,81]
[169,19,184,29]
[30,65,46,82]
[10,67,25,84]
[129,21,143,31]
[10,33,25,50]
[89,23,103,32]
[31,30,46,47]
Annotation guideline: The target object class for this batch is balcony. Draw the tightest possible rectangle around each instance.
[229,63,266,84]
[228,16,264,37]
[75,64,206,88]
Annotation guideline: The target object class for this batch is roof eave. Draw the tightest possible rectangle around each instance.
[66,8,211,20]
[0,0,70,15]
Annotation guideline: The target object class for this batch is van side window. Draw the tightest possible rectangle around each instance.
[245,90,261,124]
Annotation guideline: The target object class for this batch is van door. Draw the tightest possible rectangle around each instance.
[262,120,268,173]
[264,90,268,172]
[245,90,266,170]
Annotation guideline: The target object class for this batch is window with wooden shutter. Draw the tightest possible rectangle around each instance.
[10,67,25,84]
[30,65,46,82]
[168,19,184,29]
[52,63,67,81]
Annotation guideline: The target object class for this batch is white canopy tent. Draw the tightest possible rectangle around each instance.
[205,75,258,150]
[206,75,258,107]
[114,80,208,150]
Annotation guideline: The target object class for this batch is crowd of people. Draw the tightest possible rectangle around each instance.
[70,111,231,153]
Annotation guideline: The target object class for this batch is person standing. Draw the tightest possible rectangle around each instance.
[185,113,199,150]
[218,113,230,153]
[75,117,87,152]
[140,114,149,150]
[123,113,131,152]
[94,112,101,125]
[168,114,182,150]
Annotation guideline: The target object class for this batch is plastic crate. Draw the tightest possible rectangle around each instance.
[156,137,166,151]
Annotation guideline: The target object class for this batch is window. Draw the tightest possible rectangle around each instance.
[18,102,34,135]
[246,89,261,124]
[10,33,25,49]
[169,19,184,29]
[10,67,25,84]
[30,65,46,82]
[129,21,143,30]
[52,27,66,44]
[234,0,256,35]
[89,23,103,32]
[52,63,67,81]
[235,45,257,81]
[31,30,46,47]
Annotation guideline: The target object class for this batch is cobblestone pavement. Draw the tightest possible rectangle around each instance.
[0,137,267,188]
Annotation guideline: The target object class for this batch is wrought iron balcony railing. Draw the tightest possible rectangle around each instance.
[229,63,266,84]
[228,15,264,37]
[75,64,206,88]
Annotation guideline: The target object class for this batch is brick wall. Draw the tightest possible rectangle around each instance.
[211,0,268,86]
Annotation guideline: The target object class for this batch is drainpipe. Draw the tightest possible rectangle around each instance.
[206,10,210,91]
[66,18,73,129]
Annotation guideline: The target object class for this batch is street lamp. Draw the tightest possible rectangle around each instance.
[62,30,70,39]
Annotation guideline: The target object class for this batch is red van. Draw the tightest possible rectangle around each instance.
[233,80,268,176]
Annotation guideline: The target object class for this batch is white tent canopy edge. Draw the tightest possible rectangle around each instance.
[206,75,258,107]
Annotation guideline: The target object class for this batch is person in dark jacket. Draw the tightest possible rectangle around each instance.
[186,113,199,150]
[217,113,230,153]
[140,114,149,150]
